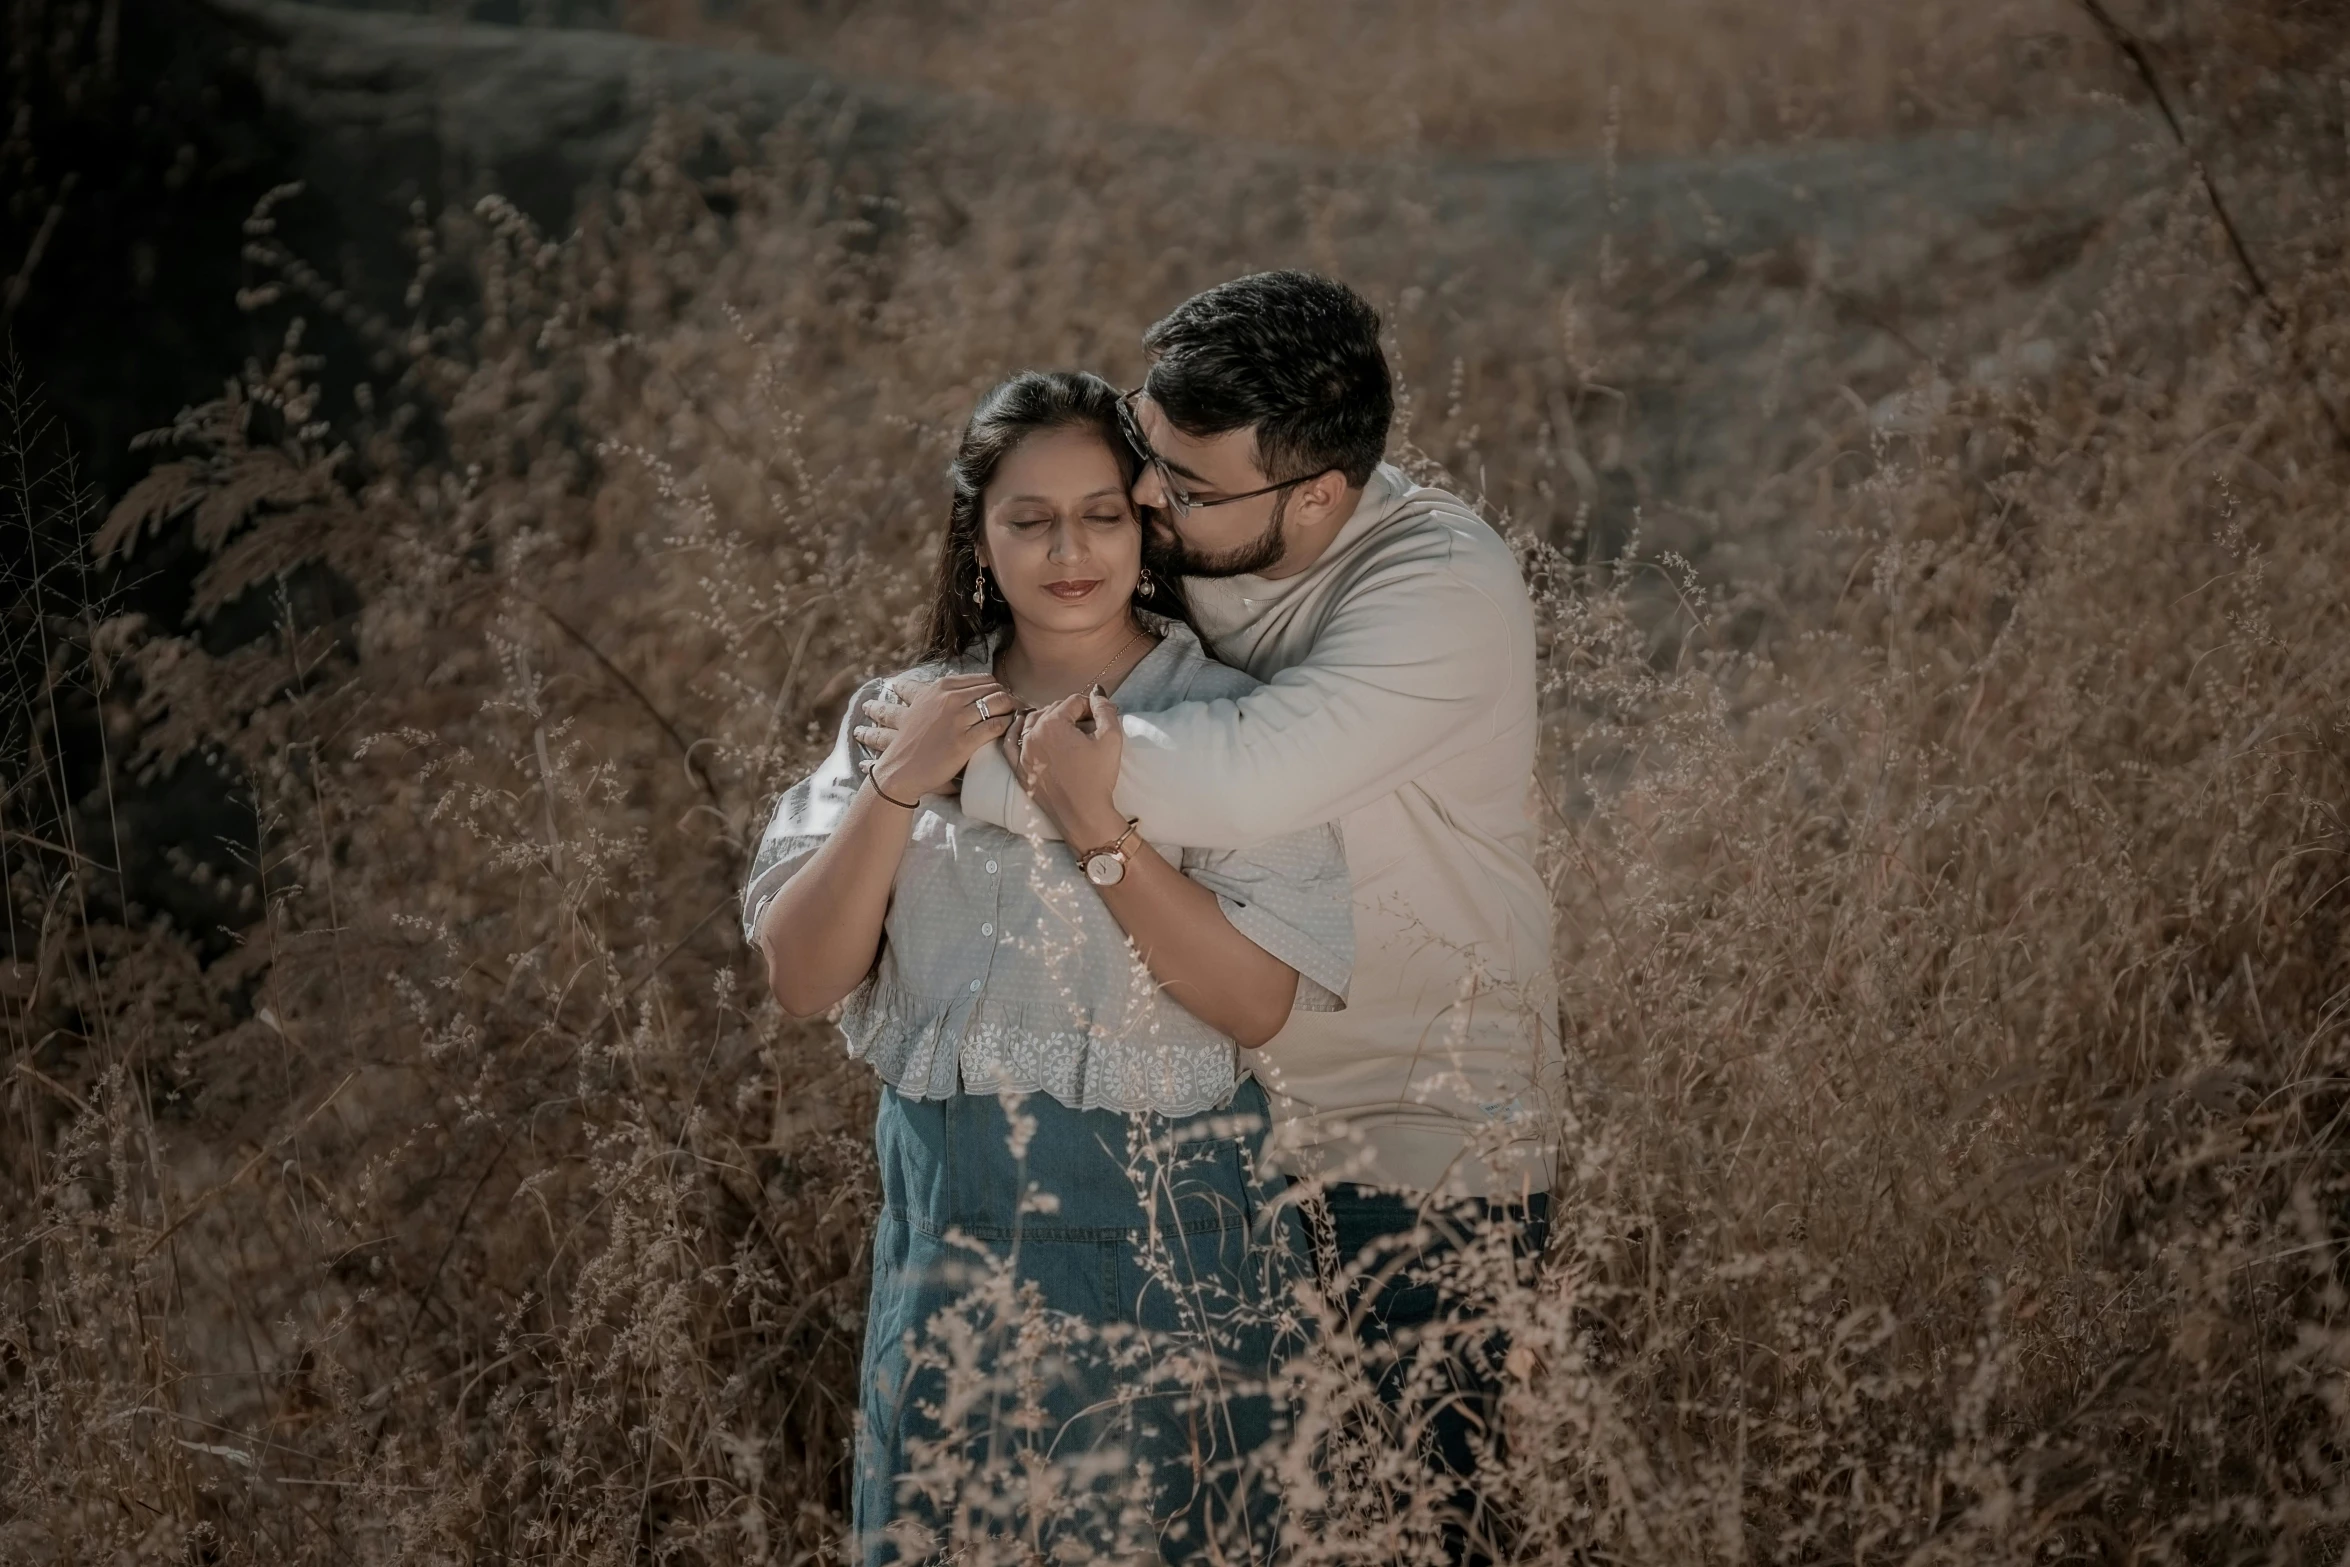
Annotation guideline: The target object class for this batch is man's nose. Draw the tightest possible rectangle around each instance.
[1131,467,1166,510]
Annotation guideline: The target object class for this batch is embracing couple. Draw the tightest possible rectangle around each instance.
[744,272,1559,1565]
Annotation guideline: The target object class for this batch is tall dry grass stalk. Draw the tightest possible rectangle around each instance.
[4,4,2348,1561]
[638,0,2117,157]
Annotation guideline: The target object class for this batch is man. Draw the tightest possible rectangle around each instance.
[872,270,1557,1558]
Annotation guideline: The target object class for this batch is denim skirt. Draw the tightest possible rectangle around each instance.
[853,1075,1302,1566]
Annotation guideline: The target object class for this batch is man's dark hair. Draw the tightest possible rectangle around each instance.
[1141,271,1392,488]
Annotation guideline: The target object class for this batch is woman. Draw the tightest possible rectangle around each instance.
[741,371,1350,1565]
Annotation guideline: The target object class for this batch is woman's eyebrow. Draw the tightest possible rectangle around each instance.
[996,488,1131,505]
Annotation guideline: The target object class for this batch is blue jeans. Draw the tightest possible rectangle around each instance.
[855,1078,1304,1566]
[1316,1183,1553,1567]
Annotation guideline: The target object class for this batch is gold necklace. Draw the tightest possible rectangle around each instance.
[1003,622,1150,712]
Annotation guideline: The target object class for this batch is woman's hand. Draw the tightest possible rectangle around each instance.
[1012,689,1302,1046]
[854,674,1015,802]
[1006,688,1129,849]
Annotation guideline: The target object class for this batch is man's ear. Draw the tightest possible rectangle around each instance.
[1294,469,1352,525]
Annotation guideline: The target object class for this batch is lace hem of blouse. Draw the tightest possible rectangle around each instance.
[842,973,1240,1117]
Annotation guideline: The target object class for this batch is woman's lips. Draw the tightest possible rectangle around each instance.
[1042,580,1101,600]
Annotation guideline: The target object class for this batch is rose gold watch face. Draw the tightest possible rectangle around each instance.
[1084,852,1125,887]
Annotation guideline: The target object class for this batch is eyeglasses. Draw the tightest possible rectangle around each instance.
[1116,388,1316,522]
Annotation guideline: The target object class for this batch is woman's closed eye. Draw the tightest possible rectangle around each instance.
[1002,509,1128,532]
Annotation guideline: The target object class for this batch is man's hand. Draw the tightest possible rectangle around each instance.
[852,674,1014,801]
[1005,688,1129,849]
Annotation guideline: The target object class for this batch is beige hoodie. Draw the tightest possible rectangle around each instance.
[959,464,1557,1199]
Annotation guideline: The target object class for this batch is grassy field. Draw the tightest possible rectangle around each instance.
[633,0,2116,156]
[5,1,2349,1562]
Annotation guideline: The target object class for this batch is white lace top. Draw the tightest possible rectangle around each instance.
[742,619,1353,1116]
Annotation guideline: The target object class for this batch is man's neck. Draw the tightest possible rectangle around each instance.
[1260,482,1366,582]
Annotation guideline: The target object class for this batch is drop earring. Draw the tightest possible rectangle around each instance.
[972,565,987,606]
[1137,568,1155,598]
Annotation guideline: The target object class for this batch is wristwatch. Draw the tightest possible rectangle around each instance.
[1078,819,1142,887]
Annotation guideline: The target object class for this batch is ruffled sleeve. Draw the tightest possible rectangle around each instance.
[1182,824,1354,1013]
[741,676,891,945]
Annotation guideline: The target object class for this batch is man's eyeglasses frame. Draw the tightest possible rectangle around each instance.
[1116,388,1319,522]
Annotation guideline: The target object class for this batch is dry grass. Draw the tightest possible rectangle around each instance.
[5,0,2350,1562]
[637,0,2119,156]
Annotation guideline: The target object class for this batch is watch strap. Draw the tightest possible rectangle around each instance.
[1078,818,1141,865]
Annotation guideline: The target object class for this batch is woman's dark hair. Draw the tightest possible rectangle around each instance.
[919,369,1193,662]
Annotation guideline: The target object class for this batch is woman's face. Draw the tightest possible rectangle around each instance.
[977,426,1143,639]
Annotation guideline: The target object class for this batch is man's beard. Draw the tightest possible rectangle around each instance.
[1158,492,1289,579]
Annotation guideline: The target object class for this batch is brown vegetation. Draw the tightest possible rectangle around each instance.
[641,0,2118,156]
[5,1,2349,1562]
